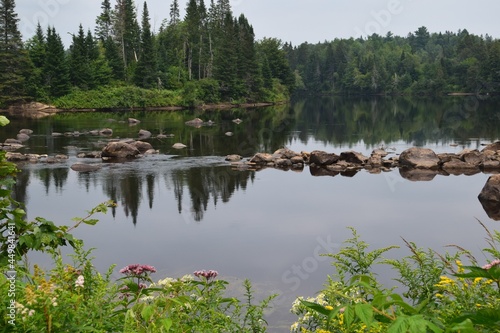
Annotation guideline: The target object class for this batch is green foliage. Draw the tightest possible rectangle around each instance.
[288,28,500,96]
[292,226,500,333]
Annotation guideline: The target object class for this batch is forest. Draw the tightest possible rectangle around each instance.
[0,0,500,109]
[286,27,500,95]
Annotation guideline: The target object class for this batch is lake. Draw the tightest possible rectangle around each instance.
[3,95,500,331]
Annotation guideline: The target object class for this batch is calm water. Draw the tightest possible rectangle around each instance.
[3,96,500,331]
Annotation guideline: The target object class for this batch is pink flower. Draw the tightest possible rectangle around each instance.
[194,270,218,281]
[482,259,500,270]
[119,264,157,276]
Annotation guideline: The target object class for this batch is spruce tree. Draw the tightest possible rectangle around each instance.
[134,2,157,88]
[25,22,46,100]
[69,24,90,89]
[169,0,180,26]
[114,0,141,79]
[95,0,113,41]
[0,0,31,105]
[44,27,70,98]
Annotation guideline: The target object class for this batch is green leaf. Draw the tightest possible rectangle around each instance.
[449,319,480,332]
[83,218,99,226]
[160,318,172,331]
[0,116,10,127]
[141,305,154,322]
[343,305,355,327]
[354,303,373,328]
[387,316,410,333]
[300,300,331,316]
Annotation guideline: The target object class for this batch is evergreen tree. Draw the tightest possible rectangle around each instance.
[69,24,90,89]
[44,27,70,98]
[213,12,237,99]
[169,0,180,26]
[236,14,260,97]
[0,0,31,105]
[95,0,113,41]
[184,0,200,80]
[134,2,157,88]
[25,22,46,100]
[113,0,141,79]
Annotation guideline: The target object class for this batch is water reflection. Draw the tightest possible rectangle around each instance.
[6,96,500,223]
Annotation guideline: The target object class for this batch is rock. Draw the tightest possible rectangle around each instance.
[138,129,152,139]
[460,149,482,166]
[481,141,500,153]
[144,149,159,155]
[225,154,242,162]
[309,150,339,166]
[131,140,153,153]
[225,132,234,136]
[185,118,204,127]
[19,129,33,135]
[71,163,102,172]
[172,143,187,149]
[232,118,243,124]
[367,155,383,167]
[157,134,174,139]
[399,147,440,169]
[128,118,141,124]
[249,153,274,164]
[101,141,140,159]
[6,152,29,161]
[99,128,113,136]
[275,158,292,168]
[274,148,300,159]
[478,175,500,220]
[340,151,368,164]
[77,151,102,158]
[4,138,21,144]
[16,133,30,142]
[290,155,304,164]
[371,148,388,157]
[52,132,63,137]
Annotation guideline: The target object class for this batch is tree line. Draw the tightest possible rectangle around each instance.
[2,0,500,108]
[286,27,500,95]
[0,0,295,107]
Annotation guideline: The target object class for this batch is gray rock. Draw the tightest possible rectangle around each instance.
[399,147,440,169]
[130,140,153,153]
[172,143,187,149]
[138,129,152,139]
[309,150,339,166]
[16,133,30,142]
[102,141,140,159]
[225,154,242,162]
[249,153,274,164]
[340,151,368,164]
[99,128,113,136]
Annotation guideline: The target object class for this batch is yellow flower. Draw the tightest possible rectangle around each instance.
[325,305,333,311]
[317,330,332,333]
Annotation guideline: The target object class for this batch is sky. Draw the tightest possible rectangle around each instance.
[16,0,500,48]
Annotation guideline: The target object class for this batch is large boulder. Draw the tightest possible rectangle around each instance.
[478,175,500,220]
[101,141,140,159]
[481,141,500,153]
[399,147,440,169]
[340,151,368,164]
[309,150,339,166]
[130,140,153,153]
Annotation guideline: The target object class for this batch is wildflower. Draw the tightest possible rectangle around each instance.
[180,274,194,283]
[75,275,84,288]
[193,269,218,281]
[119,264,157,276]
[325,305,333,311]
[482,259,500,270]
[51,297,58,307]
[157,277,175,287]
[28,309,35,316]
[435,276,455,288]
[290,322,299,332]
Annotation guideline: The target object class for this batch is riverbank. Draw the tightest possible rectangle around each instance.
[1,101,286,119]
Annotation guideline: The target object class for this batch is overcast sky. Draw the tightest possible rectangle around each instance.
[16,0,500,48]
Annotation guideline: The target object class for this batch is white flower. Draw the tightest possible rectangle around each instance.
[75,275,84,288]
[28,309,35,316]
[157,277,175,287]
[180,274,194,282]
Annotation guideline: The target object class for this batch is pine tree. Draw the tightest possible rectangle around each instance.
[184,0,200,80]
[0,0,31,105]
[95,0,113,41]
[134,2,157,88]
[44,27,70,98]
[69,24,90,89]
[169,0,180,26]
[25,22,46,99]
[213,12,237,99]
[113,0,141,79]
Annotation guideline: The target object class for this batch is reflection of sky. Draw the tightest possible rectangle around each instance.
[25,149,496,330]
